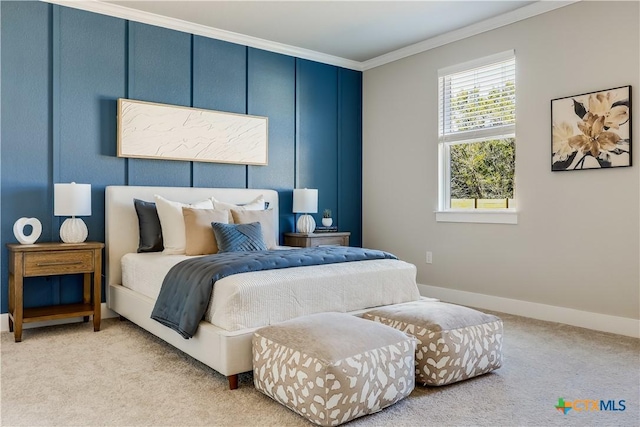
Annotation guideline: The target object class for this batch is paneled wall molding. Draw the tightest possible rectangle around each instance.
[51,5,61,242]
[1,1,362,314]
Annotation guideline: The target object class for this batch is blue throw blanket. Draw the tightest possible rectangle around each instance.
[151,246,397,338]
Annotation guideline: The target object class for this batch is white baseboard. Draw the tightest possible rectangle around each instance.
[3,293,638,339]
[0,303,118,333]
[418,284,640,338]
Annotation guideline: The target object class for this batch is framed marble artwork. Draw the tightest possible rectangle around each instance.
[117,98,268,165]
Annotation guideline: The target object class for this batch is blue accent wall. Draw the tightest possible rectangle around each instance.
[247,48,297,235]
[338,69,363,248]
[0,2,362,314]
[1,2,54,308]
[296,59,338,224]
[193,36,248,188]
[127,22,192,187]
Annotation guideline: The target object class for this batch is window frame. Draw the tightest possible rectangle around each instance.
[436,50,518,225]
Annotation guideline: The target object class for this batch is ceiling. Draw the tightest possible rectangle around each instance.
[39,0,576,69]
[104,1,538,63]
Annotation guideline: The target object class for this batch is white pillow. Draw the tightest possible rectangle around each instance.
[154,195,213,254]
[231,208,277,249]
[210,195,265,215]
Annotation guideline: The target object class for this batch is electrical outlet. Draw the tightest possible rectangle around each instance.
[426,251,433,264]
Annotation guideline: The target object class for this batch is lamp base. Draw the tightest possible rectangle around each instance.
[60,217,88,243]
[296,214,316,234]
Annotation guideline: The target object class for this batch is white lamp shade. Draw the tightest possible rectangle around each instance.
[54,183,91,217]
[292,189,318,214]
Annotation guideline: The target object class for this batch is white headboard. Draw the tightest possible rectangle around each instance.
[105,185,279,288]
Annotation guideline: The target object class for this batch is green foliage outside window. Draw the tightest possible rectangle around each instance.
[449,82,515,201]
[450,139,515,199]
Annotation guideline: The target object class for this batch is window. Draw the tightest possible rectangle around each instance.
[437,50,517,224]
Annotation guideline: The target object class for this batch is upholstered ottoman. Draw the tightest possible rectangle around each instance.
[252,312,416,426]
[363,300,503,386]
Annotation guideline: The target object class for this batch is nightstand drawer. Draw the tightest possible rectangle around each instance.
[23,250,94,276]
[309,236,347,246]
[283,232,350,248]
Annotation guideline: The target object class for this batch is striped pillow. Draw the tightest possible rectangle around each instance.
[211,222,267,253]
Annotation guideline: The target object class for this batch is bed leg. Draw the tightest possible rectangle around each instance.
[227,374,238,390]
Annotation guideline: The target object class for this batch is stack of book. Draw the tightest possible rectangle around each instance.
[314,226,338,233]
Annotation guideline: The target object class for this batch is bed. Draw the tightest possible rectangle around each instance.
[105,186,421,389]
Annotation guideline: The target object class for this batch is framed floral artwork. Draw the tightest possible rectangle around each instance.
[551,85,631,171]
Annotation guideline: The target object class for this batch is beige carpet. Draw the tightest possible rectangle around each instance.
[1,311,638,426]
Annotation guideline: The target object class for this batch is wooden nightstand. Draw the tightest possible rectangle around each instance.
[283,232,351,248]
[6,242,104,342]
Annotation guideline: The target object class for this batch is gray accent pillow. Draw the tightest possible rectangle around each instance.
[211,222,267,253]
[133,198,163,253]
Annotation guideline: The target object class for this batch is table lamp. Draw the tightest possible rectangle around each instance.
[54,182,91,243]
[293,188,318,234]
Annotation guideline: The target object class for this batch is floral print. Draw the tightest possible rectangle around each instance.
[552,86,630,171]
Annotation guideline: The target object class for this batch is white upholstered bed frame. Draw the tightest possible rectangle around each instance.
[106,186,281,389]
[105,185,419,390]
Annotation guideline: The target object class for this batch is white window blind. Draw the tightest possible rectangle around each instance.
[439,50,515,144]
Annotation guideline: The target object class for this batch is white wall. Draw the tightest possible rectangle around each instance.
[363,1,639,322]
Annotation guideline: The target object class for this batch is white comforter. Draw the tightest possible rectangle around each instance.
[121,252,420,331]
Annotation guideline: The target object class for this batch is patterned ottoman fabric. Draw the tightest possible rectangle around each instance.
[253,312,416,426]
[363,300,503,386]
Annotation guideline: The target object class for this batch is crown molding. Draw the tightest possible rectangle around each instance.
[361,0,580,71]
[43,0,580,73]
[42,0,363,71]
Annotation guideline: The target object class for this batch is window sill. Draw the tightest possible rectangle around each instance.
[435,209,518,224]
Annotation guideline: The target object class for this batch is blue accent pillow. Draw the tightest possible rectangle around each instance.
[211,222,267,253]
